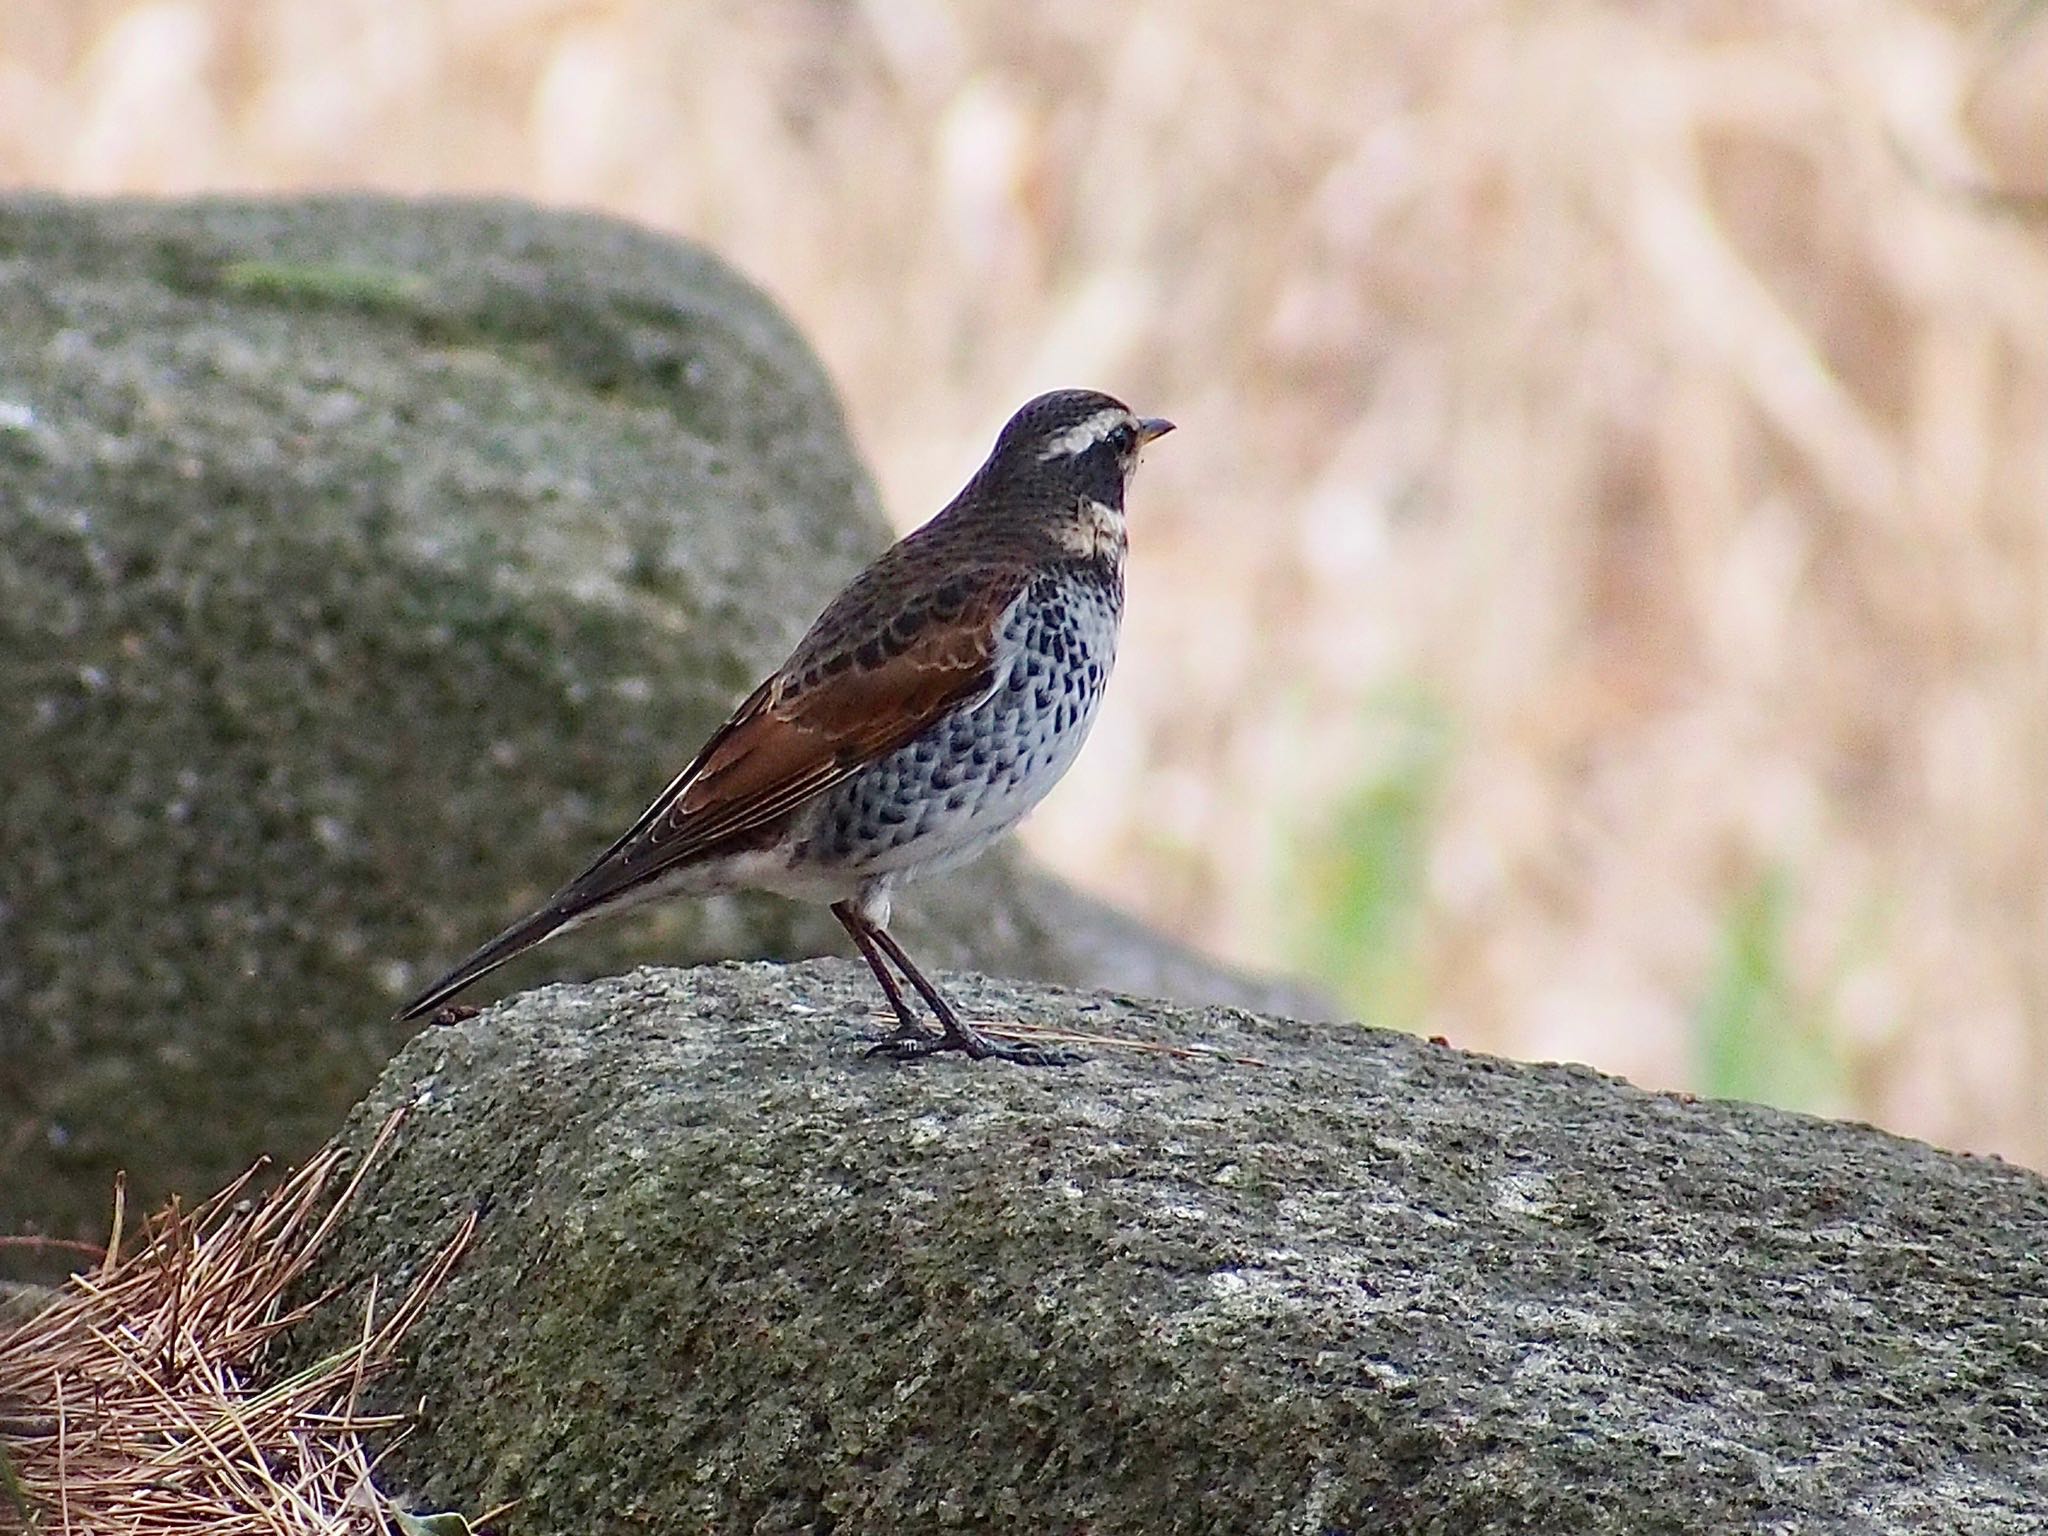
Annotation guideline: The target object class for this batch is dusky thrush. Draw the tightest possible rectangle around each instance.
[398,389,1173,1065]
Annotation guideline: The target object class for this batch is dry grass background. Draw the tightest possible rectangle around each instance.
[4,0,2047,1162]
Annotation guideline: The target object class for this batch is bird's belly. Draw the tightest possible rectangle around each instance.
[790,576,1118,881]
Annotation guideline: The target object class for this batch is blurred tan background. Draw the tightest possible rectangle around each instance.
[6,0,2047,1163]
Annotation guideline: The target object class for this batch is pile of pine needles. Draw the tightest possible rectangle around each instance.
[0,1113,477,1534]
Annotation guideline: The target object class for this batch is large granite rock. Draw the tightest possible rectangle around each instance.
[294,962,2048,1535]
[0,195,1310,1239]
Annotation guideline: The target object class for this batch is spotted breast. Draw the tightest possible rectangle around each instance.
[791,565,1122,882]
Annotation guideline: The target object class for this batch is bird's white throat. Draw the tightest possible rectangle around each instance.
[1050,498,1127,561]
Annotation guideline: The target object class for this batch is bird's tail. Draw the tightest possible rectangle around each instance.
[394,902,577,1021]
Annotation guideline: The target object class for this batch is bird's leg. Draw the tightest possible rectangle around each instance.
[831,900,936,1047]
[862,921,1079,1069]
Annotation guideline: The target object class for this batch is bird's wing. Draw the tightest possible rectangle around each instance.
[555,562,1024,909]
[392,555,1027,1022]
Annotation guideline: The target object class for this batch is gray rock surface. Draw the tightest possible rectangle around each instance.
[296,961,2048,1535]
[0,194,1312,1239]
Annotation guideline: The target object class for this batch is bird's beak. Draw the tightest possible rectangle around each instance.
[1136,417,1176,444]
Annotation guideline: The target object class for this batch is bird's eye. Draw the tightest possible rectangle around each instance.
[1107,423,1135,454]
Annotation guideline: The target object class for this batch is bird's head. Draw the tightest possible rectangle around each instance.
[984,388,1175,513]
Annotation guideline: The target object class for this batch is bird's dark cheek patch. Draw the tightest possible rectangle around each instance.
[1073,444,1126,506]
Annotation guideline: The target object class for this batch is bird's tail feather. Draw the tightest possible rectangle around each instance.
[394,903,577,1021]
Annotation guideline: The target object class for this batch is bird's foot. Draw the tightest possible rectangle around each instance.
[862,1019,944,1057]
[864,1018,1080,1068]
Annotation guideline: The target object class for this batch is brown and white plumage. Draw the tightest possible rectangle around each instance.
[397,389,1172,1062]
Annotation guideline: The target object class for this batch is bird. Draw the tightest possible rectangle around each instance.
[396,388,1174,1065]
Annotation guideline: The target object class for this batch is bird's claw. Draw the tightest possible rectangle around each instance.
[863,1021,1080,1068]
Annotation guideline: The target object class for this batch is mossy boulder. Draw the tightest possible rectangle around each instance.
[294,961,2048,1534]
[0,195,1309,1239]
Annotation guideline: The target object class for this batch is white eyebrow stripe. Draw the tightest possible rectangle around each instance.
[1037,407,1129,459]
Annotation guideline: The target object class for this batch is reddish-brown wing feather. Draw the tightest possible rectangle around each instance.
[553,562,1024,911]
